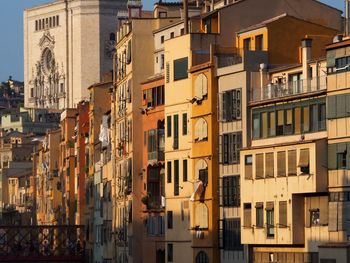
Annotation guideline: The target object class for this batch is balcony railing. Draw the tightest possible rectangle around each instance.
[251,76,327,103]
[147,195,162,210]
[217,53,242,68]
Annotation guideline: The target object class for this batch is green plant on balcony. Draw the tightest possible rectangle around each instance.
[67,140,74,148]
[141,193,150,206]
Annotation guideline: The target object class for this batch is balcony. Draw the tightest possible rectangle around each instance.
[146,195,163,211]
[217,53,242,68]
[148,150,164,165]
[251,76,327,103]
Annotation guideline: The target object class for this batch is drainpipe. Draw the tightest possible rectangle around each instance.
[346,0,350,36]
[301,38,312,92]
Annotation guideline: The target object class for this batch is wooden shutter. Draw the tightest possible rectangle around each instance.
[319,196,328,225]
[173,57,188,81]
[245,155,253,180]
[279,201,287,227]
[255,154,264,179]
[277,151,286,177]
[195,119,202,141]
[305,198,311,228]
[338,202,344,231]
[327,96,336,119]
[244,204,252,227]
[218,93,224,122]
[328,202,338,231]
[328,144,337,170]
[265,152,274,178]
[262,112,268,138]
[298,149,309,168]
[166,62,170,83]
[266,201,274,211]
[195,75,204,100]
[218,135,223,164]
[294,107,301,134]
[195,203,208,229]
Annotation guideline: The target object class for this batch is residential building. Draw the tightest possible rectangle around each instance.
[86,76,112,263]
[1,108,59,135]
[323,36,350,262]
[59,108,77,225]
[112,2,181,262]
[74,101,89,226]
[0,131,38,224]
[24,0,126,109]
[240,37,331,262]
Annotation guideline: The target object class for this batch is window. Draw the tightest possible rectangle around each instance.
[180,28,184,35]
[183,159,188,182]
[266,202,274,238]
[276,110,284,136]
[222,176,240,207]
[253,113,260,139]
[167,211,173,229]
[337,151,347,169]
[56,15,59,26]
[196,251,209,263]
[318,103,326,130]
[279,201,287,227]
[302,106,310,132]
[167,116,172,137]
[173,115,179,149]
[255,154,264,179]
[182,113,187,135]
[173,57,188,81]
[174,160,179,196]
[243,38,251,50]
[310,209,320,226]
[222,89,241,121]
[170,32,174,38]
[160,54,165,70]
[167,161,172,183]
[199,169,208,187]
[298,148,310,174]
[255,34,263,51]
[243,203,252,227]
[256,203,264,228]
[245,155,253,179]
[268,111,276,136]
[144,86,164,108]
[35,20,38,31]
[159,11,167,18]
[288,150,297,176]
[110,33,116,41]
[265,152,274,178]
[277,151,286,177]
[167,243,173,262]
[222,132,242,165]
[223,219,242,251]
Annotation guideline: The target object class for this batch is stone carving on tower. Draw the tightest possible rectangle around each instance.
[28,31,65,109]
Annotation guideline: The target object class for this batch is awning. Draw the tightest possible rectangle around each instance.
[298,149,309,168]
[265,201,274,210]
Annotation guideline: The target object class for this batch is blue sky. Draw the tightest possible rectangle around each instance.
[0,0,344,82]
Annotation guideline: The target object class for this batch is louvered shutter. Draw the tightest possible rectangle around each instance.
[328,144,337,170]
[277,151,286,177]
[255,154,264,179]
[279,201,287,227]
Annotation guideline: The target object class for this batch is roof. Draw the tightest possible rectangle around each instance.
[237,13,288,34]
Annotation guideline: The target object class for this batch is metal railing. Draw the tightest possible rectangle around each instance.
[251,76,327,102]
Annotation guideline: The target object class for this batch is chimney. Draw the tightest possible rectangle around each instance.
[183,0,188,34]
[301,38,312,90]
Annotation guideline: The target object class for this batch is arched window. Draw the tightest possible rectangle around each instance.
[196,251,209,263]
[194,118,208,142]
[110,33,116,41]
[195,159,208,186]
[194,73,208,100]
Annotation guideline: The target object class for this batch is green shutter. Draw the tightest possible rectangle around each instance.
[167,116,172,137]
[327,96,336,119]
[337,95,346,118]
[173,57,188,81]
[328,144,337,170]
